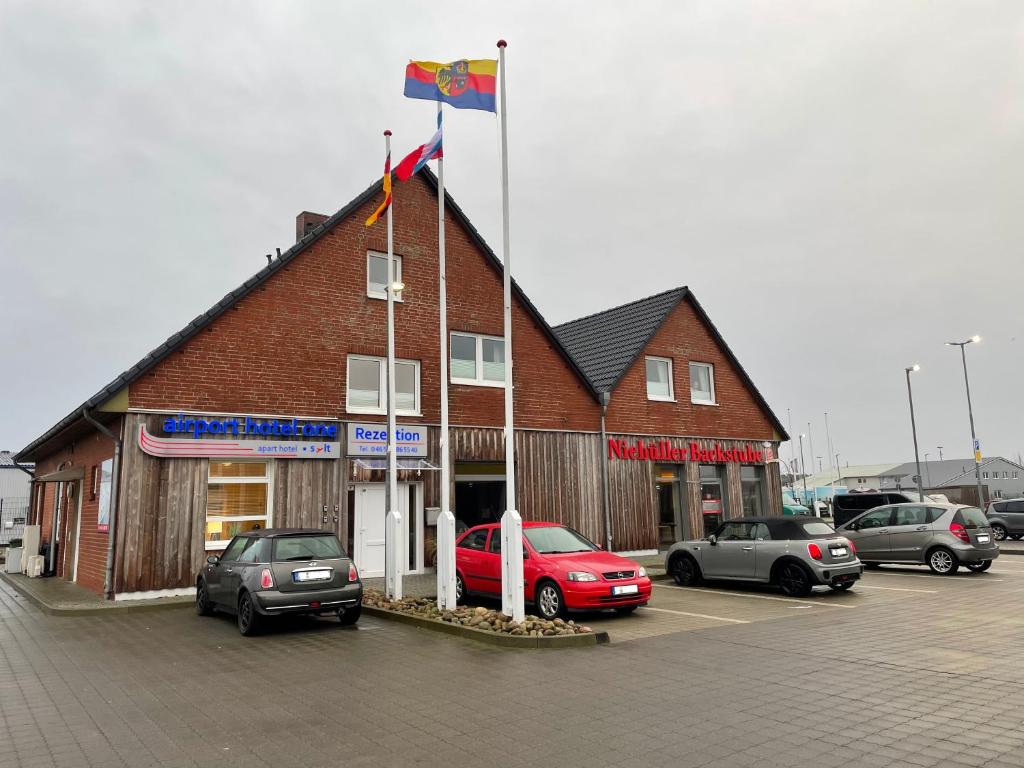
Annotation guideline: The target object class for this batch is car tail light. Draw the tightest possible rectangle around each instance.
[949,522,970,543]
[847,540,857,554]
[348,563,359,582]
[260,568,274,589]
[310,601,320,609]
[807,543,823,560]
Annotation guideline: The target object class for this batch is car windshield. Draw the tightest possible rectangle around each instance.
[524,526,597,554]
[955,507,989,529]
[801,521,835,537]
[272,535,345,562]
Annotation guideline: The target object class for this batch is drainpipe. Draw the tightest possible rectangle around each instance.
[599,392,613,551]
[82,409,122,600]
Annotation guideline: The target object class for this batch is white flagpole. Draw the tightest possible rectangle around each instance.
[496,40,525,623]
[436,102,457,610]
[383,129,403,600]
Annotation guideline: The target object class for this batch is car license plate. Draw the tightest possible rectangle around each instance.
[977,535,990,544]
[831,547,848,557]
[294,569,332,583]
[612,584,639,596]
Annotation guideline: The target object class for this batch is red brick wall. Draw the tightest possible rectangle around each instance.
[129,175,599,432]
[605,298,778,440]
[30,422,119,595]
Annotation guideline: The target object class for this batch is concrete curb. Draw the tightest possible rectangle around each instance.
[999,548,1024,557]
[362,605,610,648]
[0,572,192,616]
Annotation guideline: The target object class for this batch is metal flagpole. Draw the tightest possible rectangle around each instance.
[383,129,403,600]
[496,40,525,623]
[436,102,457,610]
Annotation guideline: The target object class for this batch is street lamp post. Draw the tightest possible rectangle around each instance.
[924,453,932,487]
[904,364,924,500]
[946,336,985,508]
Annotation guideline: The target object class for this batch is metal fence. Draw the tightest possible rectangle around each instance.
[0,497,29,545]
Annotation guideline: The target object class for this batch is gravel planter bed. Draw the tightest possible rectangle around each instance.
[361,589,609,648]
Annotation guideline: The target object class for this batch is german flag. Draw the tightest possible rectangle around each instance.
[365,150,392,226]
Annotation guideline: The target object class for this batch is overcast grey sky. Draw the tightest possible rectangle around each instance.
[1,1,1021,469]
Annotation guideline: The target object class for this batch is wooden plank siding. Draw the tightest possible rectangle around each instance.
[114,413,780,594]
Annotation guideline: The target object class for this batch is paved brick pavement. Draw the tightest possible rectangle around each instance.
[2,560,1024,768]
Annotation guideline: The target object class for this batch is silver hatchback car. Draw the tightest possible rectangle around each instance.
[836,503,998,574]
[665,516,863,597]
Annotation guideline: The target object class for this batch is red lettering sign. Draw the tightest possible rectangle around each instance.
[608,438,766,464]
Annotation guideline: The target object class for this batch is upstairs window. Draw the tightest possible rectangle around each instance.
[689,362,716,405]
[346,355,420,415]
[367,252,403,301]
[451,333,505,387]
[645,357,674,401]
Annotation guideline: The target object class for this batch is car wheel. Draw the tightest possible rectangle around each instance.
[535,581,565,620]
[927,547,959,575]
[863,562,882,570]
[195,581,214,616]
[991,524,1008,542]
[777,562,813,597]
[455,572,466,605]
[670,554,702,587]
[237,592,262,636]
[1010,534,1022,541]
[338,605,361,625]
[829,582,854,592]
[614,605,638,615]
[965,560,992,573]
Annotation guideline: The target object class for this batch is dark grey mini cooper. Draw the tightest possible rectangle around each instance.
[196,529,363,636]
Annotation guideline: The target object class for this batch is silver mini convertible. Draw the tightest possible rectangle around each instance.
[665,516,863,597]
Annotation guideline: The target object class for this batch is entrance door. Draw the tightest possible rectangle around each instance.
[655,465,686,546]
[353,483,421,578]
[60,482,82,582]
[354,485,387,577]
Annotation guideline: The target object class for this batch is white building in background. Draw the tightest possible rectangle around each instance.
[1,450,34,544]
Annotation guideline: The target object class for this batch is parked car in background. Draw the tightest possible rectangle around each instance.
[665,516,862,597]
[832,491,916,527]
[782,491,810,516]
[985,498,1024,541]
[455,522,652,620]
[837,504,998,575]
[196,529,363,635]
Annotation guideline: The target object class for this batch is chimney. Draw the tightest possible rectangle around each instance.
[295,211,329,242]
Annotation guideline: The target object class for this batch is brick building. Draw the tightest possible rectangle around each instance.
[15,169,787,599]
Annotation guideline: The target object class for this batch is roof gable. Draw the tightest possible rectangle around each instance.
[554,288,788,439]
[17,168,597,461]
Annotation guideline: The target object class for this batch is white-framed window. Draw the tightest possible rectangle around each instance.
[645,356,674,401]
[367,251,403,301]
[983,471,989,479]
[205,461,271,550]
[450,332,505,387]
[346,354,420,415]
[689,361,716,405]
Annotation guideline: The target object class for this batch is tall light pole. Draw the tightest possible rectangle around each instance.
[946,336,985,508]
[904,364,924,500]
[937,445,944,461]
[798,433,808,505]
[924,453,932,487]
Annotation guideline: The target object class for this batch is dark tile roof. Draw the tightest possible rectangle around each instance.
[16,168,597,462]
[554,287,789,439]
[554,288,687,393]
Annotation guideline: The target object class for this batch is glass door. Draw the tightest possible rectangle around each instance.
[699,465,726,536]
[655,465,686,546]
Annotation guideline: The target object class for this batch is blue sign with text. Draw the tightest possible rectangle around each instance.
[162,414,338,440]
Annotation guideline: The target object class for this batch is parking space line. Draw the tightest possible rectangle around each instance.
[866,572,1004,584]
[639,606,750,624]
[855,584,937,594]
[653,583,857,608]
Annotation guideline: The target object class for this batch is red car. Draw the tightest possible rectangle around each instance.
[455,521,652,620]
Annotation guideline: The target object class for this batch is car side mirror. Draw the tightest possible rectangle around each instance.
[708,534,718,546]
[847,523,858,531]
[522,549,529,559]
[206,555,220,565]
